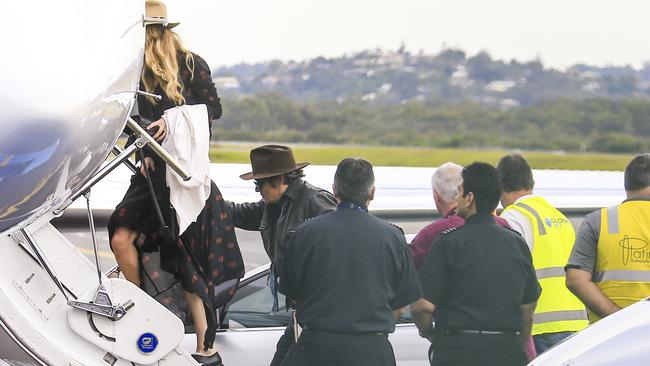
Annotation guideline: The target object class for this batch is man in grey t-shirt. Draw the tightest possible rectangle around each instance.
[566,154,650,322]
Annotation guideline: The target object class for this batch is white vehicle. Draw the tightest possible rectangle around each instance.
[529,297,650,366]
[178,263,430,366]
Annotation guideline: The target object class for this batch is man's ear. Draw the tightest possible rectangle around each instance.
[466,191,475,207]
[368,186,376,201]
[332,184,339,201]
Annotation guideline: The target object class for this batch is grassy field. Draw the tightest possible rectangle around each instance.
[210,143,633,171]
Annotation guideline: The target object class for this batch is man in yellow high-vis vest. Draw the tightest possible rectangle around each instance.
[566,154,650,324]
[498,154,588,355]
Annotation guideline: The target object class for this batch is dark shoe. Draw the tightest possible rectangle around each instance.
[192,352,223,366]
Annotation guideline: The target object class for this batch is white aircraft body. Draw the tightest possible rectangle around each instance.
[0,1,198,365]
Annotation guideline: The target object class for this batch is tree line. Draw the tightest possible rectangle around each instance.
[213,93,650,154]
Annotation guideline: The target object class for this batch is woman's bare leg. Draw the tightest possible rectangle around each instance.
[111,228,141,286]
[184,291,217,356]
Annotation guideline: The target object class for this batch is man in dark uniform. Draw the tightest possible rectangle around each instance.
[227,145,337,366]
[277,158,422,366]
[412,162,541,366]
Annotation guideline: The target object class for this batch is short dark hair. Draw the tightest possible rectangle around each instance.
[462,162,502,213]
[497,154,534,192]
[624,154,650,192]
[334,158,375,204]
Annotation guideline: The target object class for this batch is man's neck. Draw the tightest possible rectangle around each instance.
[627,187,650,198]
[438,202,457,217]
[504,190,533,207]
[458,207,477,220]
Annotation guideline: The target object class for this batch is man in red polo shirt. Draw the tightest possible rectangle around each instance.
[409,162,510,269]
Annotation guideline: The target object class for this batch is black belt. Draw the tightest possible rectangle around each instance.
[302,327,388,337]
[435,329,520,336]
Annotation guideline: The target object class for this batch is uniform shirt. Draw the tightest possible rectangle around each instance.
[566,196,650,272]
[419,213,541,331]
[410,210,511,269]
[278,203,423,333]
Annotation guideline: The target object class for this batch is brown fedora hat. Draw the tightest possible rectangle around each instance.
[240,145,310,180]
[144,0,180,29]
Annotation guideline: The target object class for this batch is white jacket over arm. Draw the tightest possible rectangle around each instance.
[162,104,211,235]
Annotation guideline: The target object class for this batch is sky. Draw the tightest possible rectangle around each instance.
[166,0,648,70]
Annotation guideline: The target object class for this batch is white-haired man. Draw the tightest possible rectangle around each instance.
[410,162,510,268]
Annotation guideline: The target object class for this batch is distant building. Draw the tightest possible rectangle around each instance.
[378,83,392,94]
[499,98,521,110]
[213,76,240,90]
[402,66,416,73]
[485,80,516,93]
[450,65,472,88]
[361,92,377,101]
[261,75,279,87]
[581,82,600,92]
[577,71,601,79]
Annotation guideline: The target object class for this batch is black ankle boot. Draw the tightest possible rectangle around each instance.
[192,352,223,366]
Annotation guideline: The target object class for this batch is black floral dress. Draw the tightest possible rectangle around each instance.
[108,52,244,349]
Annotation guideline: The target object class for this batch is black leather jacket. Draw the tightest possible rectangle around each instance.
[227,178,337,262]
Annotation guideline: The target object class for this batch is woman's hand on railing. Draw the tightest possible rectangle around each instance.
[148,117,167,142]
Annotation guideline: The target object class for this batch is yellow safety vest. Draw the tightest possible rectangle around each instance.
[592,200,650,322]
[503,196,588,335]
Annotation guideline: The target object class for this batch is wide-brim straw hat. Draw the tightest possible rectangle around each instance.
[144,0,180,29]
[239,145,310,180]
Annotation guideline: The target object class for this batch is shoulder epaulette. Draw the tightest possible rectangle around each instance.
[440,226,460,236]
[298,216,319,228]
[388,222,404,234]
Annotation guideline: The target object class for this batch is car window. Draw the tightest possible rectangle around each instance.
[223,271,414,327]
[224,274,292,328]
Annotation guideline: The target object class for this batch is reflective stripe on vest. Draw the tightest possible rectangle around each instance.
[503,196,588,334]
[536,266,565,280]
[515,202,547,236]
[593,270,650,283]
[533,310,589,324]
[607,205,619,234]
[592,201,650,323]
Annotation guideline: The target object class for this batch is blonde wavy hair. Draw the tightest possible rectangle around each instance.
[142,25,194,105]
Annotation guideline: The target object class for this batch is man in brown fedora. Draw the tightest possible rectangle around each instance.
[227,144,337,366]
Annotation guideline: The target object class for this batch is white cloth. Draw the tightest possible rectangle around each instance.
[161,104,211,235]
[500,194,536,252]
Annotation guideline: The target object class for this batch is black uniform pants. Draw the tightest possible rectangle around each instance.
[279,329,396,366]
[430,333,528,366]
[270,319,295,366]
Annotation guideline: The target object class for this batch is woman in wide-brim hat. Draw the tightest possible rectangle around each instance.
[108,1,243,365]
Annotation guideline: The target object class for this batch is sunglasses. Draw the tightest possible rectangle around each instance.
[254,178,272,190]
